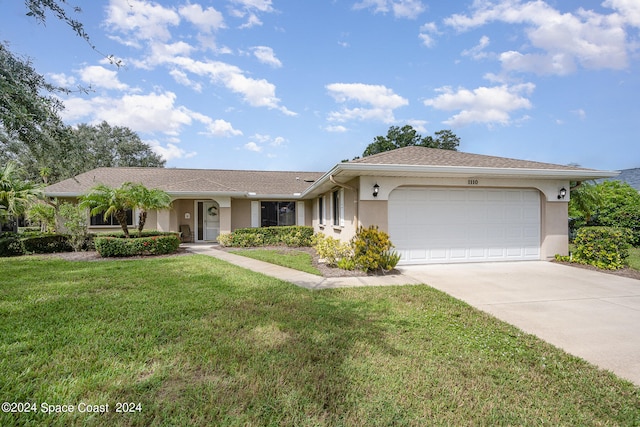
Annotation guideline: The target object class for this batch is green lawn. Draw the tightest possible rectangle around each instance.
[628,247,640,271]
[229,248,322,275]
[1,255,638,426]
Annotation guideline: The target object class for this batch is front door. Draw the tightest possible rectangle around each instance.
[197,201,220,241]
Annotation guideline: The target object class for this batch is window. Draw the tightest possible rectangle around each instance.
[90,209,134,226]
[332,189,344,226]
[261,201,296,227]
[318,197,324,225]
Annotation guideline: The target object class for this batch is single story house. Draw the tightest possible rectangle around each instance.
[45,146,617,265]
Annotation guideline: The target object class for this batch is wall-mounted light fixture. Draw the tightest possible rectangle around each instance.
[557,187,567,199]
[373,183,380,197]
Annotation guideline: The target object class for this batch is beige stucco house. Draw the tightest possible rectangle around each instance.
[45,147,617,265]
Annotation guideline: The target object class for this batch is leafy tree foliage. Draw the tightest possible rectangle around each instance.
[126,183,172,236]
[0,42,74,181]
[1,44,164,182]
[79,183,137,238]
[69,122,166,171]
[0,162,43,231]
[570,180,640,247]
[362,125,460,157]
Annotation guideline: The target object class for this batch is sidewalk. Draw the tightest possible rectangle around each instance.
[183,243,420,289]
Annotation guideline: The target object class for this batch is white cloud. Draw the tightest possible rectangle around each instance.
[179,3,225,33]
[232,0,274,13]
[146,139,196,161]
[326,125,348,133]
[78,65,129,91]
[201,119,243,138]
[48,72,76,87]
[353,0,425,19]
[571,108,587,120]
[105,0,180,42]
[169,69,202,92]
[445,1,630,74]
[252,46,283,68]
[424,83,535,127]
[406,119,427,133]
[462,35,491,60]
[327,83,408,123]
[244,142,263,152]
[419,22,439,47]
[604,0,640,27]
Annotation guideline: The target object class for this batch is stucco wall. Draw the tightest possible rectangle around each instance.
[312,178,359,243]
[231,199,251,230]
[541,200,569,260]
[358,200,388,233]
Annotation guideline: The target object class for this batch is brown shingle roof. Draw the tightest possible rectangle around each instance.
[45,167,324,196]
[349,146,598,171]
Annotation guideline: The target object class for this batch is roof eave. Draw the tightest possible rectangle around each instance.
[301,163,620,197]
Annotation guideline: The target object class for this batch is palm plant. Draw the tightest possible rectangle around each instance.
[79,183,135,237]
[0,161,43,229]
[125,183,172,236]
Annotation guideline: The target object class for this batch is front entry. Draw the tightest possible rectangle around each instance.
[197,201,220,241]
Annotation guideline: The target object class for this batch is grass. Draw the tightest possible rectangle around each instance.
[628,247,640,271]
[229,248,322,275]
[0,255,638,426]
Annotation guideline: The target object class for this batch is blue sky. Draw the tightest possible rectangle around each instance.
[2,0,639,172]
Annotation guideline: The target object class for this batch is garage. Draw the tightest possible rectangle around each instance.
[388,187,541,264]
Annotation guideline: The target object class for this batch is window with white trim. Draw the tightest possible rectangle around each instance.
[261,201,296,227]
[332,189,344,227]
[318,196,324,225]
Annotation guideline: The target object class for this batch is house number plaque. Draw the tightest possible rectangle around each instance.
[468,179,479,185]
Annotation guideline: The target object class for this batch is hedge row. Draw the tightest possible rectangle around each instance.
[217,226,314,247]
[94,233,180,257]
[0,233,73,257]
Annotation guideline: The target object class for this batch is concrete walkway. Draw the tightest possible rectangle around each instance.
[184,244,640,386]
[184,244,421,289]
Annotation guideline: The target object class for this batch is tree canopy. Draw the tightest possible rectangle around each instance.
[362,125,460,157]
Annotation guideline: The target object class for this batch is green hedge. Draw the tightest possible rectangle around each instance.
[0,233,73,257]
[0,233,24,257]
[571,226,632,270]
[218,226,314,247]
[22,234,72,254]
[94,233,180,257]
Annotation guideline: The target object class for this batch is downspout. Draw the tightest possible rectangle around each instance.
[329,175,359,229]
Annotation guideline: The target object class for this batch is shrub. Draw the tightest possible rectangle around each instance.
[572,226,632,270]
[312,233,352,267]
[94,233,180,257]
[58,202,89,252]
[0,233,24,257]
[218,226,314,247]
[351,226,399,273]
[21,234,72,254]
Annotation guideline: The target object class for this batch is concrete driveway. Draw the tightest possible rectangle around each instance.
[399,261,640,386]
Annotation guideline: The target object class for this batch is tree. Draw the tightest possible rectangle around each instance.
[79,183,136,238]
[0,162,44,231]
[125,183,172,236]
[362,125,460,157]
[569,182,602,225]
[589,181,640,247]
[0,42,74,183]
[70,122,165,170]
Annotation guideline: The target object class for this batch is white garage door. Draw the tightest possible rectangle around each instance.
[389,187,541,264]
